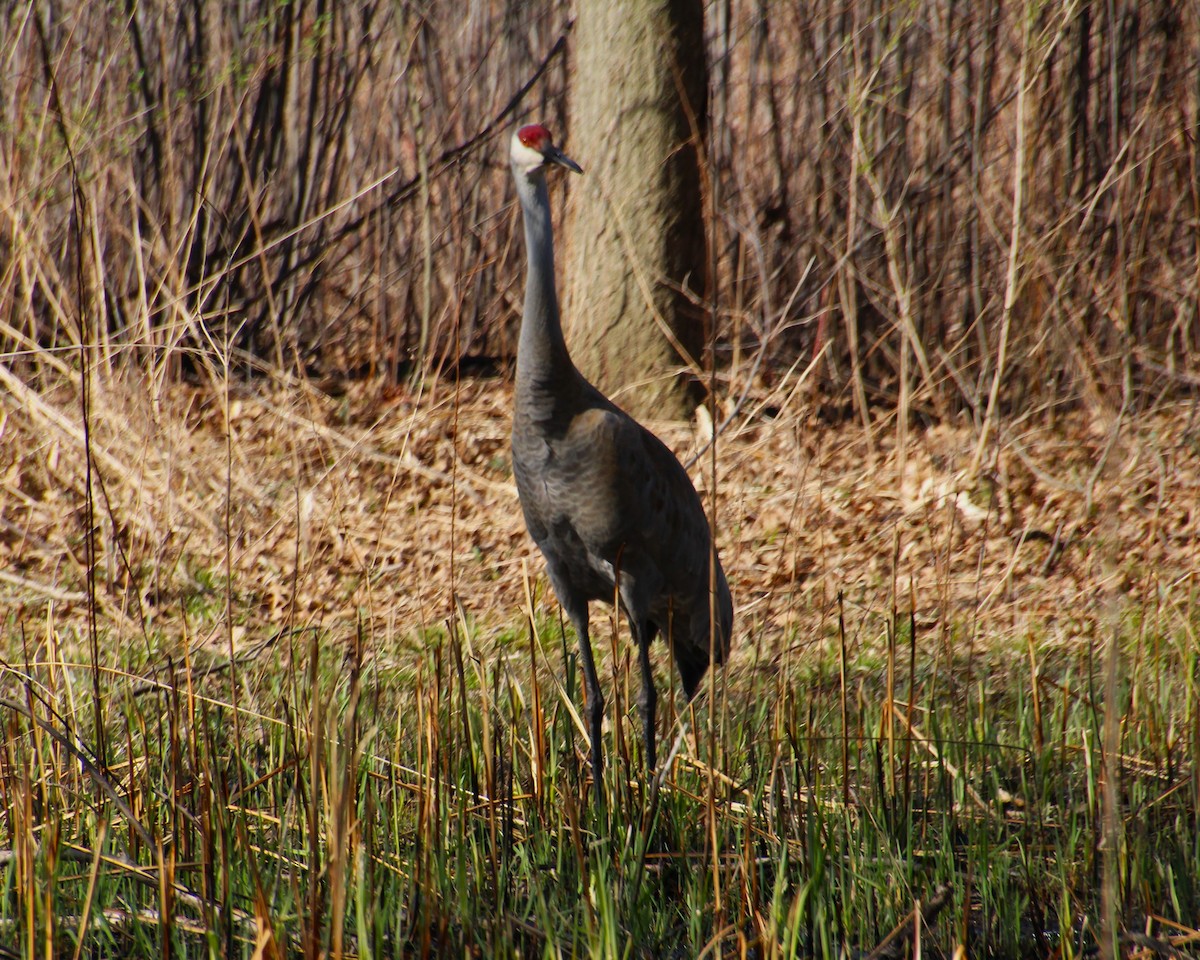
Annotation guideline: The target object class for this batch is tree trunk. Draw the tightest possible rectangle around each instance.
[564,0,709,421]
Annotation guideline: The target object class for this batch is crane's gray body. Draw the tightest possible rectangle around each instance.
[509,126,732,791]
[513,391,732,698]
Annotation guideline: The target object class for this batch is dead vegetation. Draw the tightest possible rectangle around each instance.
[3,2,1197,404]
[1,1,1199,651]
[4,6,1200,955]
[2,370,1196,663]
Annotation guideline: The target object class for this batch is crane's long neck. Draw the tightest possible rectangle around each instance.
[513,166,580,416]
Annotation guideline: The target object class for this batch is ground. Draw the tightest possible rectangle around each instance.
[3,370,1200,957]
[3,370,1196,661]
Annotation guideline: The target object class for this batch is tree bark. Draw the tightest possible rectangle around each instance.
[564,0,709,420]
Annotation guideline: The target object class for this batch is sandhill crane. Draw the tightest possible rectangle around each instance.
[508,123,733,799]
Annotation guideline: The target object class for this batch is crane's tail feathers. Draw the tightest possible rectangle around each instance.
[675,630,731,701]
[667,564,734,701]
[677,654,707,702]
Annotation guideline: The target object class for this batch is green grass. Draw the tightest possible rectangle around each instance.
[3,602,1200,958]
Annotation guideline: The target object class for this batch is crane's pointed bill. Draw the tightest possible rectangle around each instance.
[546,146,583,175]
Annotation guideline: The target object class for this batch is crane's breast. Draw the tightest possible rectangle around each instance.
[511,407,636,600]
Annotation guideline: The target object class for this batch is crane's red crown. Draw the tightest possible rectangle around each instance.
[517,124,554,152]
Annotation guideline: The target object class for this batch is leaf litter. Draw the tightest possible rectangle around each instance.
[2,373,1197,667]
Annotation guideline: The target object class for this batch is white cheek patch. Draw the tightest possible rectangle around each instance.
[510,136,546,170]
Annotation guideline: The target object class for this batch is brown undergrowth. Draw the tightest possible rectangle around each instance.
[3,370,1196,667]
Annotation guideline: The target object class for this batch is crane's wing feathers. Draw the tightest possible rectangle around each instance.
[514,398,731,690]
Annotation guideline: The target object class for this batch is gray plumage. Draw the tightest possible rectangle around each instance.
[508,124,733,796]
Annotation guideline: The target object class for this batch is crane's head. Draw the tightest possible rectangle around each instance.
[510,124,583,177]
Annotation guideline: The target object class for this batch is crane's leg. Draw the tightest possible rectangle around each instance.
[569,607,605,803]
[634,621,658,773]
